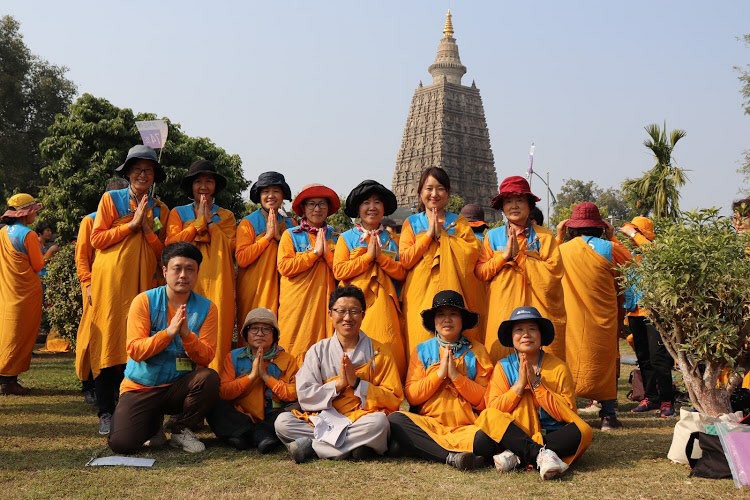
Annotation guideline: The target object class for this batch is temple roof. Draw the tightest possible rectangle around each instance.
[428,9,467,85]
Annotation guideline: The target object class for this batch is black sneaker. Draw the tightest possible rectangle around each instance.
[83,390,97,406]
[446,452,478,471]
[351,446,375,461]
[288,437,315,464]
[98,413,112,436]
[257,437,279,454]
[600,415,624,431]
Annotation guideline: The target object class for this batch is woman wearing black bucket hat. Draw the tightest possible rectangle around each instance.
[88,144,169,435]
[166,159,237,374]
[474,306,593,480]
[333,180,407,377]
[387,290,494,471]
[236,172,295,325]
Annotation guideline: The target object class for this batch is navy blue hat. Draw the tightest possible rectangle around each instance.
[420,290,479,333]
[498,306,555,348]
[250,171,292,203]
[115,145,166,183]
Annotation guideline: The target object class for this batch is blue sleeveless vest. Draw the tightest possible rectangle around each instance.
[582,236,613,262]
[416,336,477,380]
[174,203,221,225]
[486,224,541,253]
[341,227,399,258]
[407,211,459,237]
[124,286,211,387]
[243,209,295,236]
[6,223,33,254]
[499,352,564,431]
[108,188,161,221]
[287,224,337,253]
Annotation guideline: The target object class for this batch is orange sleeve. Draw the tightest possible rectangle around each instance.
[74,218,94,285]
[219,351,253,401]
[376,251,405,281]
[532,364,577,420]
[24,231,45,273]
[484,364,523,413]
[452,354,492,409]
[332,237,373,280]
[610,238,632,267]
[277,231,319,277]
[475,234,509,281]
[165,208,199,244]
[126,293,173,362]
[91,193,132,250]
[182,302,218,366]
[236,218,272,268]
[404,350,444,406]
[265,357,299,402]
[322,232,335,269]
[205,209,237,253]
[398,219,434,270]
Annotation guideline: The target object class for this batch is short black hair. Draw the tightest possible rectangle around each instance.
[568,227,604,238]
[328,285,366,311]
[529,206,544,226]
[161,242,202,267]
[36,221,53,233]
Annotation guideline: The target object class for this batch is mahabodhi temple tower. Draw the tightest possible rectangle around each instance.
[392,10,498,218]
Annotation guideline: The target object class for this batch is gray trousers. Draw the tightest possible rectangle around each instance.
[274,411,390,459]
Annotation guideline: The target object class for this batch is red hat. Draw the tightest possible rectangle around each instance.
[490,176,540,210]
[291,183,341,217]
[565,202,607,228]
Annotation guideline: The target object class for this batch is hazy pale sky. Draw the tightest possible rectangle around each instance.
[5,1,750,214]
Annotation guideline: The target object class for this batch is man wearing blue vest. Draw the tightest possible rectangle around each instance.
[108,242,219,454]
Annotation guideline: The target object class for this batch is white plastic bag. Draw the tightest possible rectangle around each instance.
[667,407,743,464]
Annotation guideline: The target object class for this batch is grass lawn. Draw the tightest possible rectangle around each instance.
[0,350,744,499]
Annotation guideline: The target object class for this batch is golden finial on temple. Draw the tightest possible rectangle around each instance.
[443,9,454,38]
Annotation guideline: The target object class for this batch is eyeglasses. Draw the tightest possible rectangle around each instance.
[131,168,154,177]
[304,200,329,210]
[331,308,363,318]
[248,326,274,336]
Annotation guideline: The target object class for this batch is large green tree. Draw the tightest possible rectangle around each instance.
[737,34,750,189]
[0,15,76,201]
[550,178,637,226]
[39,93,249,240]
[622,122,688,219]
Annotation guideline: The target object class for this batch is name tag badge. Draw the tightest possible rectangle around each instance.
[175,357,194,372]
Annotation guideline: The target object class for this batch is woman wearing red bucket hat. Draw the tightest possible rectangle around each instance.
[476,176,567,364]
[558,202,632,431]
[399,167,482,358]
[276,183,340,364]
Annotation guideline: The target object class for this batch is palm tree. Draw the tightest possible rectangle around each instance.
[622,122,688,219]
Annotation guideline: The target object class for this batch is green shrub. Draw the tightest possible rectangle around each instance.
[44,244,82,349]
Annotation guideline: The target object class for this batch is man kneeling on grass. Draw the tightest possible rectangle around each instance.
[108,242,219,454]
[274,285,403,463]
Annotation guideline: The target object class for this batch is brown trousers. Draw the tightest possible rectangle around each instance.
[108,368,219,454]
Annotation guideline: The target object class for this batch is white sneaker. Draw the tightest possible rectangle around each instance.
[536,447,569,480]
[577,401,602,415]
[170,428,205,453]
[493,450,520,472]
[145,426,168,447]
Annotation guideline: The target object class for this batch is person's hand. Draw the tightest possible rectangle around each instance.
[178,305,191,337]
[619,223,637,238]
[265,209,279,240]
[201,195,213,223]
[167,304,186,337]
[446,350,460,381]
[366,232,380,260]
[604,220,615,240]
[426,208,443,240]
[524,353,537,389]
[511,352,529,395]
[313,226,326,257]
[86,285,92,306]
[437,346,450,380]
[502,227,519,260]
[44,244,60,260]
[556,219,569,241]
[342,353,358,387]
[129,196,149,232]
[335,354,353,392]
[249,346,264,382]
[141,210,153,234]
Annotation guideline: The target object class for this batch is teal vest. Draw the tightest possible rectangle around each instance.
[499,352,564,431]
[108,188,161,220]
[416,336,477,380]
[243,209,295,236]
[174,203,221,225]
[124,286,211,387]
[486,224,541,253]
[287,224,337,253]
[6,223,33,254]
[407,211,459,237]
[340,227,399,257]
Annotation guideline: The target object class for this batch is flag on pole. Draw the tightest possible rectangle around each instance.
[135,120,168,150]
[527,143,535,177]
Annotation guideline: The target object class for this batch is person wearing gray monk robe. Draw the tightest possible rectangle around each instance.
[274,285,403,463]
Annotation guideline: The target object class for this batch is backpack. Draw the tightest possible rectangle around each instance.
[686,431,732,479]
[627,368,645,402]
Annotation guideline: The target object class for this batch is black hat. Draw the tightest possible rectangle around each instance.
[497,306,555,348]
[115,145,166,183]
[180,159,227,196]
[420,290,479,333]
[250,171,292,203]
[344,180,398,218]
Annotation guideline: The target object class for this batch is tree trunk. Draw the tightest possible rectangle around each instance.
[678,358,733,416]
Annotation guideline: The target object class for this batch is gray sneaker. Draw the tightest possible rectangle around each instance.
[446,452,479,471]
[170,428,205,453]
[288,437,315,464]
[98,413,112,436]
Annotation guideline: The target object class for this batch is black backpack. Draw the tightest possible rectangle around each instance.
[685,431,731,479]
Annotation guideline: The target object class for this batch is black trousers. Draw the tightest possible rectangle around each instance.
[108,368,219,454]
[206,399,283,447]
[388,412,582,466]
[95,365,124,416]
[629,316,674,403]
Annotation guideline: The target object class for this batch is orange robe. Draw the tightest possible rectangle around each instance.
[396,338,493,452]
[333,227,407,377]
[166,203,236,373]
[399,212,481,357]
[476,352,593,465]
[476,224,567,363]
[88,189,168,376]
[0,224,44,376]
[235,210,295,324]
[74,213,96,381]
[560,236,631,400]
[277,226,337,364]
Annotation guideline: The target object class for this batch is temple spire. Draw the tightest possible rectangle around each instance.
[428,10,466,85]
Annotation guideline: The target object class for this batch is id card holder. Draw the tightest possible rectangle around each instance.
[175,357,194,371]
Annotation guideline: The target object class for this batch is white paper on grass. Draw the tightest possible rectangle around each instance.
[135,120,168,149]
[86,456,155,467]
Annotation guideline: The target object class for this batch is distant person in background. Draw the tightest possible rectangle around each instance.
[459,203,489,242]
[528,206,544,227]
[36,221,59,278]
[75,178,128,406]
[381,217,401,246]
[0,194,44,395]
[167,160,236,374]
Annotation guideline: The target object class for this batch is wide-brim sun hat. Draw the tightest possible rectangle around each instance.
[291,183,340,217]
[2,193,43,218]
[250,171,292,203]
[115,144,166,183]
[344,180,398,218]
[565,201,607,228]
[498,306,555,348]
[420,290,479,334]
[241,307,280,342]
[629,216,655,241]
[490,175,541,210]
[179,159,227,196]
